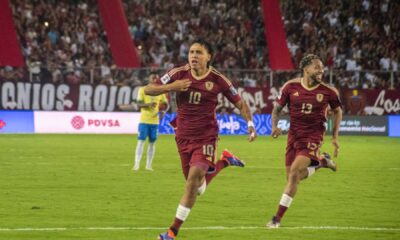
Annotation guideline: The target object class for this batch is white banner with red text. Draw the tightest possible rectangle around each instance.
[34,111,140,134]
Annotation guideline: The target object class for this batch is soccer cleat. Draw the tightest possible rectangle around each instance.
[132,164,139,171]
[320,152,337,172]
[145,166,154,171]
[158,229,175,240]
[220,149,245,167]
[266,216,281,229]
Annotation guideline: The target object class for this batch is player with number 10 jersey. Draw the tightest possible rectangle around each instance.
[145,39,256,240]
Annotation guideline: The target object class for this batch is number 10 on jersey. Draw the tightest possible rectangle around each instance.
[189,91,201,104]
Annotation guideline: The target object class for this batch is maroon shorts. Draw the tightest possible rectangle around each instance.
[175,137,218,179]
[286,133,322,167]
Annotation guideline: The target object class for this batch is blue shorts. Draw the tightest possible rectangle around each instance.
[138,123,158,142]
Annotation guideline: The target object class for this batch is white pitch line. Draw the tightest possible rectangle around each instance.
[0,226,399,232]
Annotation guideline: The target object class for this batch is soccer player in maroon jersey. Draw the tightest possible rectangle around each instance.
[266,54,343,228]
[144,39,257,240]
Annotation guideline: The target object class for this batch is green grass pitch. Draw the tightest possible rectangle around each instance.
[0,134,399,240]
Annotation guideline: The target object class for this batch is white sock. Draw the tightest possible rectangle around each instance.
[134,140,145,168]
[307,167,316,178]
[197,180,207,196]
[146,142,155,168]
[279,193,293,207]
[176,204,191,221]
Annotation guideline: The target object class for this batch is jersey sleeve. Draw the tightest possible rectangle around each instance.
[156,68,181,85]
[328,88,342,109]
[276,83,290,107]
[137,87,144,102]
[220,76,241,104]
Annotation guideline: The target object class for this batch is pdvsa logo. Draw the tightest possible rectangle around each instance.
[71,116,85,129]
[71,116,121,129]
[88,119,120,127]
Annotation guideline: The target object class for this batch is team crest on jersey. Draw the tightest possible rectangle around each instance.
[316,93,324,102]
[205,81,214,91]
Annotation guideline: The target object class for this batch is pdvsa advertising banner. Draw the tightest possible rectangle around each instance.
[0,110,34,133]
[158,113,272,135]
[34,111,140,134]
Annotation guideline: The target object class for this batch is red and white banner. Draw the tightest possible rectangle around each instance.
[218,87,278,114]
[342,89,400,115]
[1,81,399,115]
[0,81,279,113]
[34,111,140,134]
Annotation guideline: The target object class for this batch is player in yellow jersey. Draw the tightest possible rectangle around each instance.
[120,72,169,171]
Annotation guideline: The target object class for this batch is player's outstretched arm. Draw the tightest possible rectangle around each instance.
[271,103,283,138]
[144,80,191,96]
[234,99,256,142]
[137,101,157,109]
[331,106,343,157]
[118,103,138,111]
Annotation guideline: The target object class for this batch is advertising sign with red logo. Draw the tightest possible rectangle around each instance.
[34,111,140,134]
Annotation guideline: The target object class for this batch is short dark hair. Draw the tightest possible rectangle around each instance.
[299,54,321,70]
[191,39,214,57]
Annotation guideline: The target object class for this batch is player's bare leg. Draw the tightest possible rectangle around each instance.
[267,156,311,228]
[159,166,206,239]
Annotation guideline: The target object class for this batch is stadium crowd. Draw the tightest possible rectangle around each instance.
[281,0,400,89]
[0,0,398,89]
[7,0,115,85]
[124,0,267,70]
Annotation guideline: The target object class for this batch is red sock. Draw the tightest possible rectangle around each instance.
[275,205,288,221]
[170,218,183,236]
[205,160,227,185]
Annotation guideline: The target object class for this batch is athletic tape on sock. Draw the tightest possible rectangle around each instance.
[176,204,191,221]
[279,193,293,208]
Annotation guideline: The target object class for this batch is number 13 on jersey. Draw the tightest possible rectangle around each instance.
[301,103,313,114]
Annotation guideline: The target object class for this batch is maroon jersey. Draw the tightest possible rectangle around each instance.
[157,64,241,140]
[277,78,342,142]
